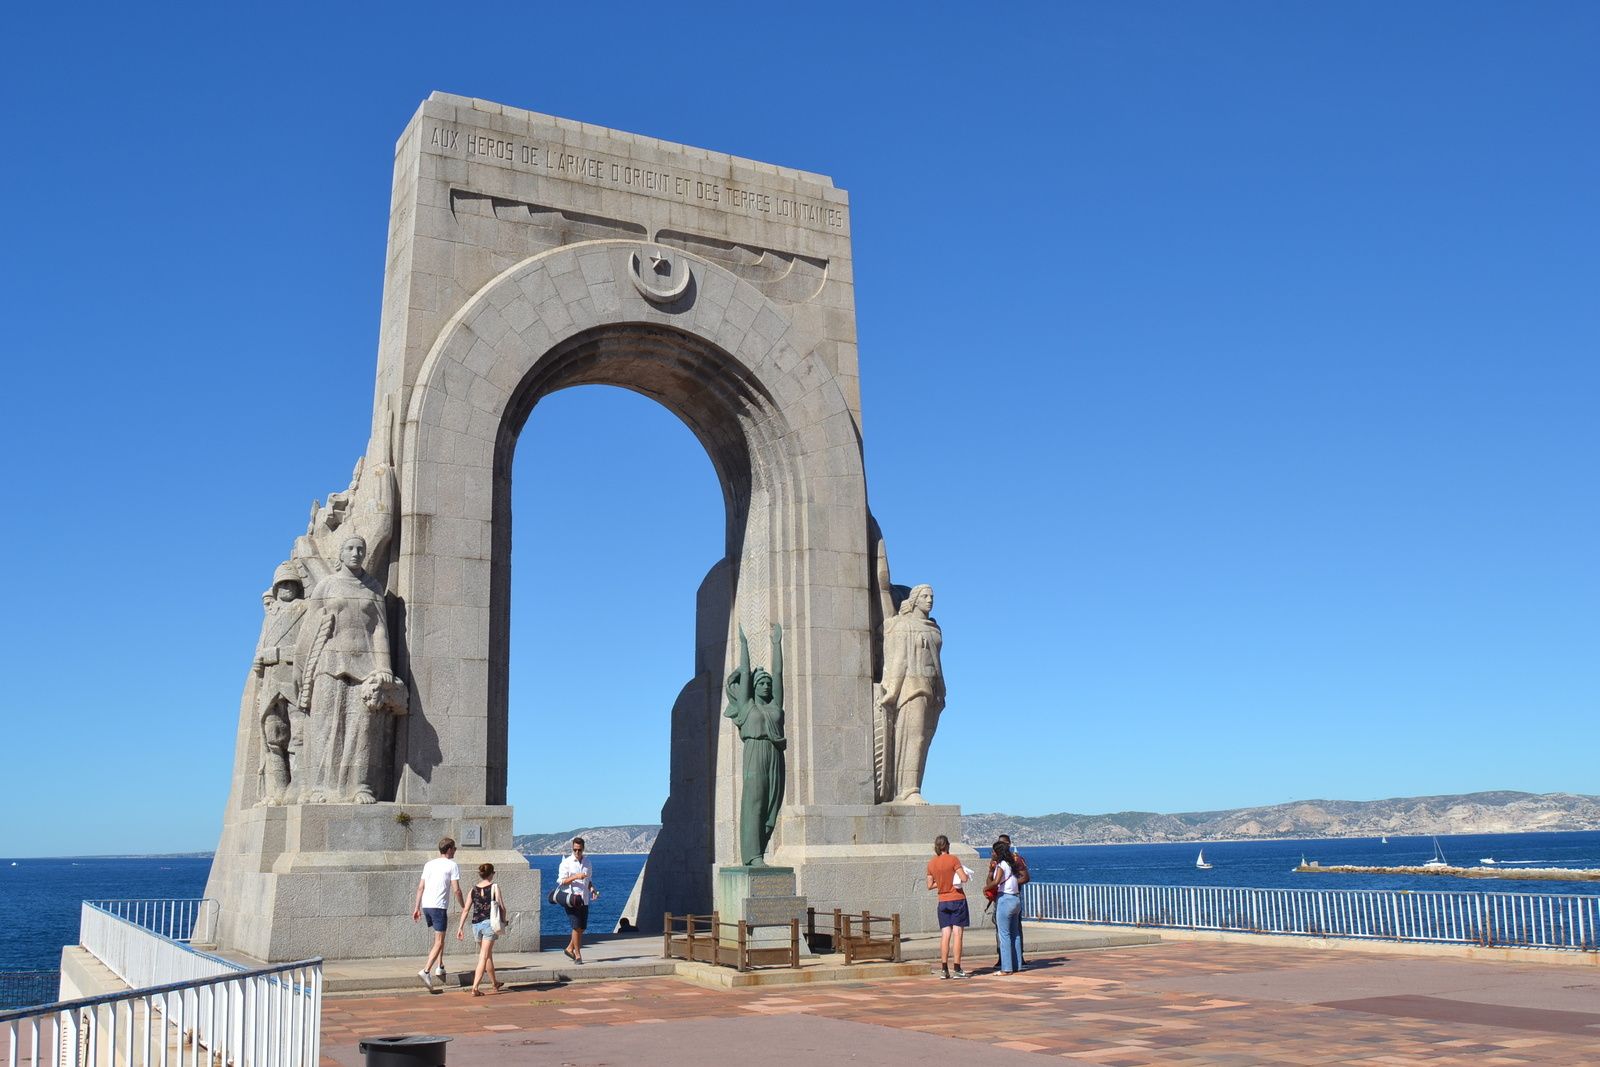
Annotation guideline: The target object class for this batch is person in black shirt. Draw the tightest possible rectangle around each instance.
[456,862,508,994]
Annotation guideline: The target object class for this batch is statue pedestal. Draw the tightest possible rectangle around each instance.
[771,803,976,936]
[713,866,809,950]
[203,803,541,963]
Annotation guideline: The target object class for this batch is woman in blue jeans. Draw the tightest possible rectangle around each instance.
[986,841,1023,974]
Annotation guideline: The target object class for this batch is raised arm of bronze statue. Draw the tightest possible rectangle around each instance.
[736,625,754,703]
[769,623,785,743]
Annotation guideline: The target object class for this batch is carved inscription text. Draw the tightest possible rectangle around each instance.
[427,124,847,234]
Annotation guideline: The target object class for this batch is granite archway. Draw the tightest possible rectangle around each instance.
[391,242,875,920]
[206,97,969,963]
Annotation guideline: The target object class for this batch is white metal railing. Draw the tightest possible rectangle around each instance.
[0,958,321,1067]
[1026,882,1600,951]
[78,904,238,993]
[82,901,217,946]
[1,899,322,1067]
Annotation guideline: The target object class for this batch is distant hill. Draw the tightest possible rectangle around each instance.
[516,792,1600,853]
[963,791,1600,845]
[513,824,660,855]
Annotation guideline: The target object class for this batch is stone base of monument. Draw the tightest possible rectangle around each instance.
[770,802,978,937]
[712,866,812,953]
[203,803,541,963]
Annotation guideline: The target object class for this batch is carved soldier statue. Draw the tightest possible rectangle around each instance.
[252,561,308,805]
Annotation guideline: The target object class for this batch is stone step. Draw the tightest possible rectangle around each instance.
[672,959,929,989]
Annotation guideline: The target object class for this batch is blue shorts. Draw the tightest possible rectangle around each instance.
[422,907,448,932]
[471,919,497,942]
[937,899,970,929]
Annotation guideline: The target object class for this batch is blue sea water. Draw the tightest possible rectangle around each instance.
[0,857,214,974]
[4,830,1597,995]
[1016,831,1600,897]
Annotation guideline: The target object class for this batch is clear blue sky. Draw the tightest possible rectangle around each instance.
[2,3,1595,856]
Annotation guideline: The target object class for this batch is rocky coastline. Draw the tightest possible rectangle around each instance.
[515,791,1600,855]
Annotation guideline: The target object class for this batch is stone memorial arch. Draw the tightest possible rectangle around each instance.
[206,94,969,962]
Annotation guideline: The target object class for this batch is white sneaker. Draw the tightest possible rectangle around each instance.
[435,966,448,982]
[418,969,434,992]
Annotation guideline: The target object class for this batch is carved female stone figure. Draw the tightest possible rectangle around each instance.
[724,624,785,865]
[876,584,944,803]
[295,535,399,803]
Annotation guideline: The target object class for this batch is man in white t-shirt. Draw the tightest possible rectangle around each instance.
[555,837,598,964]
[411,837,463,992]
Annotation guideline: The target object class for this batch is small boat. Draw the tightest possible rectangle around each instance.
[1421,837,1450,869]
[1480,858,1498,865]
[1381,835,1388,844]
[1195,849,1213,870]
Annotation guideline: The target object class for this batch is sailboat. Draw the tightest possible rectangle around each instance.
[1380,834,1388,844]
[1195,849,1213,870]
[1421,837,1449,869]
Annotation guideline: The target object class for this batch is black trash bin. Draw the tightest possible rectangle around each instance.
[359,1035,453,1067]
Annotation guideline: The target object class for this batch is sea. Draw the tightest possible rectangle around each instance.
[5,831,1598,1007]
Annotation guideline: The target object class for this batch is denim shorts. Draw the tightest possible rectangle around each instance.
[421,907,448,932]
[471,919,496,942]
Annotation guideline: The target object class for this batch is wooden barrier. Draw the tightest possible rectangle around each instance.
[805,908,902,964]
[662,912,801,972]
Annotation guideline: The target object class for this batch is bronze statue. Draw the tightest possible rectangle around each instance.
[725,623,786,865]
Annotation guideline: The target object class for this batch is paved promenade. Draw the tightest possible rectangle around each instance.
[320,938,1600,1065]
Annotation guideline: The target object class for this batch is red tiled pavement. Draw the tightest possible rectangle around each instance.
[320,940,1600,1065]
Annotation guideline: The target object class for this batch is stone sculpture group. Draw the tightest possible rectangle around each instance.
[245,458,407,806]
